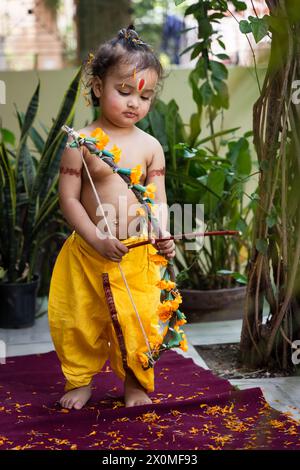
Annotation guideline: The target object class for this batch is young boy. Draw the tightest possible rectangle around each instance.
[48,26,175,410]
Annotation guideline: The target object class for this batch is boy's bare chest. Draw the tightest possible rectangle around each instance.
[82,145,149,185]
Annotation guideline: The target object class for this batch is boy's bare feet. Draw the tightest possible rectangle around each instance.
[59,384,92,410]
[124,371,152,407]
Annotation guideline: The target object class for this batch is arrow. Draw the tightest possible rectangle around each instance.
[126,230,240,249]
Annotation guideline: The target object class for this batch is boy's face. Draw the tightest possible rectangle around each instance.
[92,64,158,128]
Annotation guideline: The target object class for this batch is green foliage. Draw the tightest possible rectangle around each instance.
[239,16,269,43]
[230,0,247,10]
[139,97,254,289]
[0,69,81,283]
[137,0,257,289]
[178,1,271,48]
[180,1,241,130]
[217,269,247,284]
[0,128,15,147]
[255,238,268,255]
[133,0,187,62]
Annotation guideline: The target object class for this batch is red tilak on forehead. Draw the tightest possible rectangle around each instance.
[138,78,145,91]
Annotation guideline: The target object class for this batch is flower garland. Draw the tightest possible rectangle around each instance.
[66,127,188,370]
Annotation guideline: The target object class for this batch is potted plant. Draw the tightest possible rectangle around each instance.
[139,98,255,320]
[137,0,258,320]
[173,133,253,321]
[0,69,81,328]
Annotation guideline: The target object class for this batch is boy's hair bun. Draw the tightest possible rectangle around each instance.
[117,24,147,47]
[118,25,137,39]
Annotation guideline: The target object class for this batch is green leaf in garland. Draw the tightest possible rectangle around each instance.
[165,327,183,349]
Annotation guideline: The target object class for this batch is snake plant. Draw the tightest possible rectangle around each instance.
[0,68,81,283]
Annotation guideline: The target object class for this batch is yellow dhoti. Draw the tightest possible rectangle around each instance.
[48,231,161,393]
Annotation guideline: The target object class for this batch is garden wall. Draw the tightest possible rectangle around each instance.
[1,66,266,141]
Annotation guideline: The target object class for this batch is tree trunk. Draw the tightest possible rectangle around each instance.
[75,0,132,63]
[240,0,300,370]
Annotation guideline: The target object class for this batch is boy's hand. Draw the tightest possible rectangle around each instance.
[96,237,129,263]
[153,231,176,260]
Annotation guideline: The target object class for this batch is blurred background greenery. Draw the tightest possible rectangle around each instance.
[1,0,265,296]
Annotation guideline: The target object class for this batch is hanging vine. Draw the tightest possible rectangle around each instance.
[240,0,300,370]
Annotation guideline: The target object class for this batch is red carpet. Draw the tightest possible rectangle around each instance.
[0,350,299,450]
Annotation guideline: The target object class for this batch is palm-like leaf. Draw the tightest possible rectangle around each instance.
[0,68,81,283]
[0,144,16,279]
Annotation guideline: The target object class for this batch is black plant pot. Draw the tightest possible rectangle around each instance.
[0,274,40,328]
[181,285,247,323]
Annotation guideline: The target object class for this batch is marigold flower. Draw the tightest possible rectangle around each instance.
[156,279,176,291]
[170,301,178,312]
[162,299,180,314]
[149,335,163,352]
[140,411,160,423]
[137,351,149,369]
[130,164,142,185]
[87,52,95,64]
[110,144,121,163]
[157,304,170,317]
[136,207,146,217]
[179,336,188,352]
[149,253,168,266]
[150,331,163,343]
[90,127,110,150]
[144,183,156,199]
[170,297,182,311]
[171,410,182,417]
[158,301,174,314]
[157,300,178,322]
[173,292,182,303]
[158,310,172,322]
[174,324,184,334]
[270,420,285,429]
[189,427,199,435]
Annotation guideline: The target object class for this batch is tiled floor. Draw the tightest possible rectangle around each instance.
[1,297,300,422]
